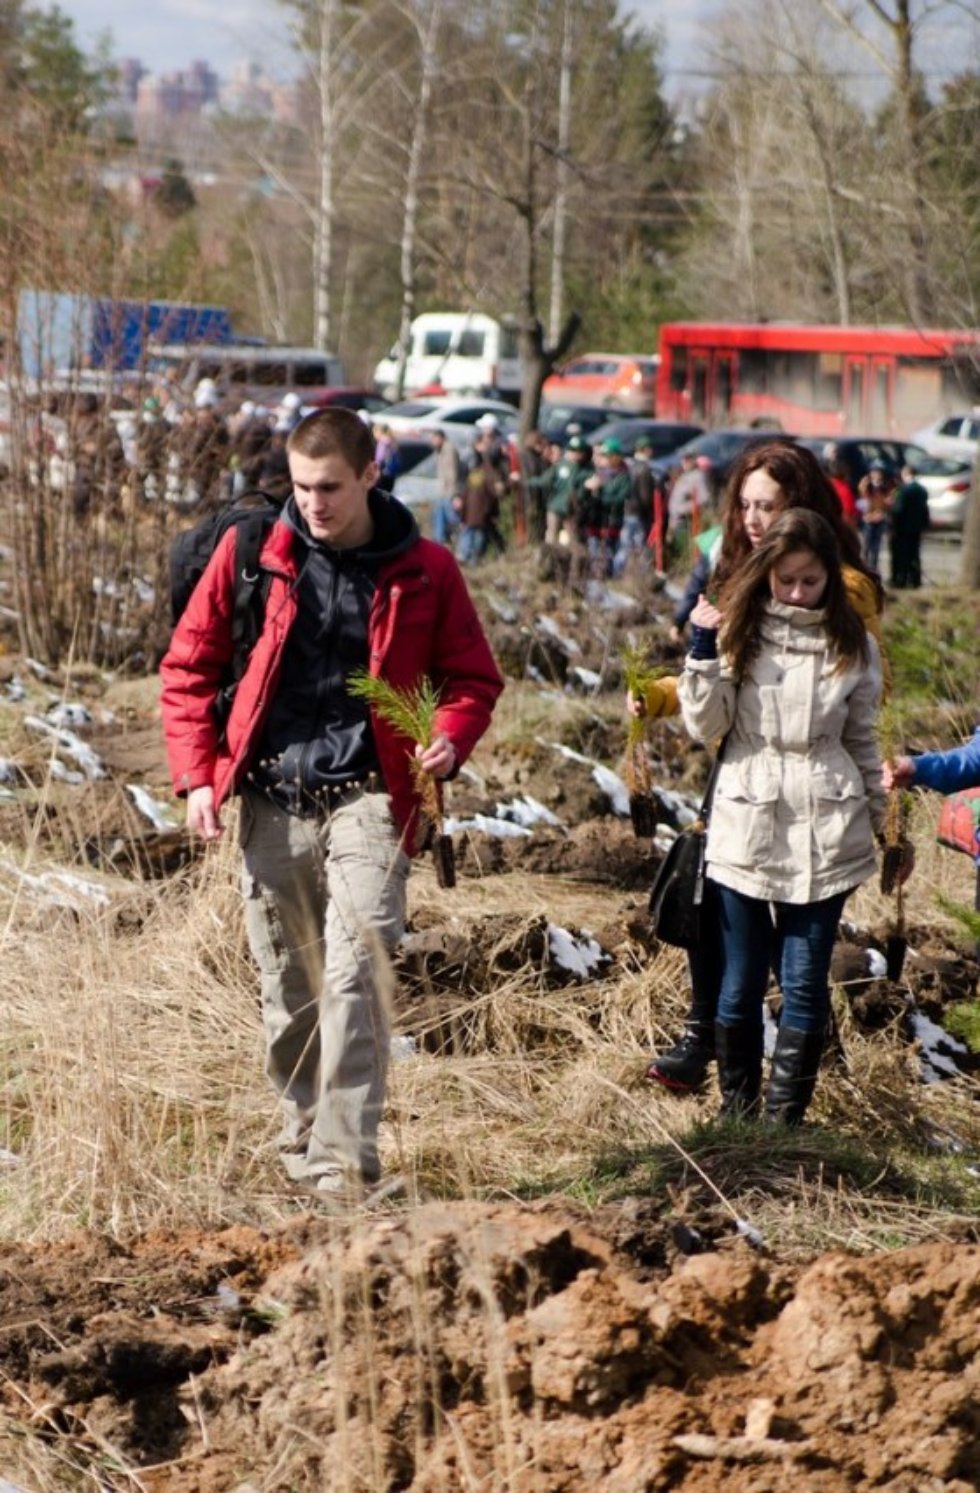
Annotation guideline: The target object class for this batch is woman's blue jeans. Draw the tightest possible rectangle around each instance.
[714,883,849,1033]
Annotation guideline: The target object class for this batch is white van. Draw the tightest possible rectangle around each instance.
[373,312,522,402]
[147,342,346,404]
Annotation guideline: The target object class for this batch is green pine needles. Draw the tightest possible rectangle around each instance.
[347,671,441,748]
[347,671,451,881]
[621,643,663,790]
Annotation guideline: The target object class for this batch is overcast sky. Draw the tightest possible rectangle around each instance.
[59,0,974,99]
[61,0,717,90]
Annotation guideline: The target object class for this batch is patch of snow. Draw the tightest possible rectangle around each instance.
[654,787,700,827]
[458,764,486,791]
[591,764,631,818]
[911,1010,968,1084]
[0,760,16,783]
[390,1035,418,1061]
[535,615,581,656]
[23,716,106,780]
[127,784,178,831]
[584,581,641,612]
[25,658,51,679]
[45,702,93,730]
[496,796,564,831]
[569,666,602,692]
[5,678,26,703]
[488,596,518,624]
[866,949,888,979]
[444,814,531,839]
[663,581,685,604]
[0,859,112,911]
[735,1218,764,1248]
[48,760,85,785]
[547,741,591,766]
[543,740,631,817]
[547,924,608,980]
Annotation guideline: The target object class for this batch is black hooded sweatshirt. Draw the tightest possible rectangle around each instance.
[254,487,419,808]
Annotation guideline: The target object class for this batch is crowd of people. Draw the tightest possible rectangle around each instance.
[32,375,963,1193]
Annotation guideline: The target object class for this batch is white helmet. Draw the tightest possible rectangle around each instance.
[194,377,219,409]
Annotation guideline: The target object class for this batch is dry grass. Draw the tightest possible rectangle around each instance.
[0,574,978,1260]
[0,786,976,1260]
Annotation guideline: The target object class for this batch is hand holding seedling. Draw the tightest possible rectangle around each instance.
[883,756,915,791]
[416,734,456,778]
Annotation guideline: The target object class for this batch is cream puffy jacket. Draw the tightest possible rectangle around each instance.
[678,600,885,905]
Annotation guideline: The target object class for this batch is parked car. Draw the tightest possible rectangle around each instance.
[911,413,980,464]
[301,386,391,415]
[922,465,974,530]
[799,436,975,529]
[385,436,440,480]
[537,402,640,445]
[650,427,785,487]
[392,450,443,510]
[585,417,705,461]
[376,395,518,443]
[542,353,659,413]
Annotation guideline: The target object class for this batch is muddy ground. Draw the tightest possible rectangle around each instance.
[0,1205,978,1490]
[0,563,978,1489]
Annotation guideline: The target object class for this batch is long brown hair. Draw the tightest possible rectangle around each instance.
[712,441,881,605]
[719,509,871,682]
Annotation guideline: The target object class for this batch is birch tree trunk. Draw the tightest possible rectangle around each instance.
[395,0,443,399]
[313,0,337,352]
[548,0,573,346]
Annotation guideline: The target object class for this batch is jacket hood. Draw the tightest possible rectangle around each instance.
[281,486,419,566]
[760,599,828,653]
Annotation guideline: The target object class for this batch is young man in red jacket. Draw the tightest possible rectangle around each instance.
[161,409,503,1204]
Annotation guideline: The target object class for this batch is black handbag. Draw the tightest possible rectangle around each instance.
[648,823,707,950]
[648,739,727,951]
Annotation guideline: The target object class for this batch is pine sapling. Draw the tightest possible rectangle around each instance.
[347,671,456,886]
[621,642,664,838]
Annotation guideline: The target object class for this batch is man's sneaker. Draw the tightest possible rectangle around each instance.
[645,1030,714,1091]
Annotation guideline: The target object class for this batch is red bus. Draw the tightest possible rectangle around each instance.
[656,322,980,437]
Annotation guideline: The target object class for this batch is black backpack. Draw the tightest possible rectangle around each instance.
[169,492,281,699]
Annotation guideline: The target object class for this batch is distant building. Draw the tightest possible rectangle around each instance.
[102,54,299,129]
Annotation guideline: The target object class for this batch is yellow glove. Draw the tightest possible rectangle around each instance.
[643,676,680,719]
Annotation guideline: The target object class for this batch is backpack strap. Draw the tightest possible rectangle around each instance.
[230,509,275,681]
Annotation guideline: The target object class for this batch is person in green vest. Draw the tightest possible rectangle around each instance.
[532,435,594,545]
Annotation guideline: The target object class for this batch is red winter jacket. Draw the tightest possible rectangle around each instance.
[160,517,503,854]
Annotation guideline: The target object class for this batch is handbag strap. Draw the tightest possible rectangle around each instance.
[697,729,731,825]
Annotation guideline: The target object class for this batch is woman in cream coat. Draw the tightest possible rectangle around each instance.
[633,441,884,1096]
[678,509,885,1125]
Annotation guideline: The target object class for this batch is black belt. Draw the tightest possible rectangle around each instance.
[245,765,386,819]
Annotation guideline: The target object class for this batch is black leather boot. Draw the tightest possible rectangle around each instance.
[764,1025,825,1126]
[714,1021,762,1119]
[645,1023,714,1090]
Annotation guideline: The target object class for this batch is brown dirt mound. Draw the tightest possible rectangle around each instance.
[2,1204,977,1490]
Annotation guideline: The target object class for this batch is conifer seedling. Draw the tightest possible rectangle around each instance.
[347,671,456,886]
[621,642,664,838]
